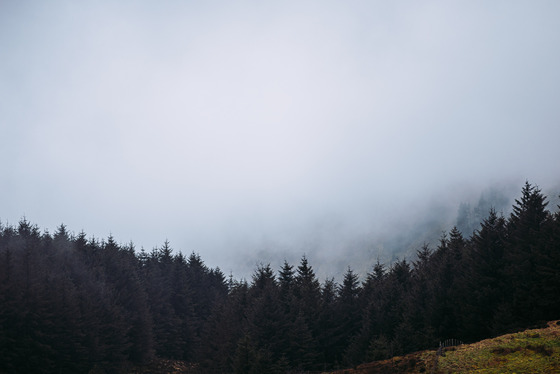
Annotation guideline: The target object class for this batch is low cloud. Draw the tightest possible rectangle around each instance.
[1,1,560,280]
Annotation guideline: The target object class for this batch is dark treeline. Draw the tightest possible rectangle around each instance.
[1,182,559,373]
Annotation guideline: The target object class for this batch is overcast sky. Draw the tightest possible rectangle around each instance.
[2,1,560,279]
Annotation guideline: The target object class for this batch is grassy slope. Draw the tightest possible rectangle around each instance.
[325,320,560,374]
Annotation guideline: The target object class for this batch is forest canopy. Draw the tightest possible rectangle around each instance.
[1,181,559,373]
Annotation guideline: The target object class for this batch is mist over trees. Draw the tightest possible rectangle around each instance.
[1,181,559,373]
[228,183,522,282]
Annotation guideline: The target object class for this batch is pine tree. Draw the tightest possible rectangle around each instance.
[278,260,295,312]
[505,182,550,326]
[336,267,361,359]
[461,209,507,339]
[316,277,340,368]
[293,255,321,319]
[251,263,276,295]
[290,256,321,368]
[398,244,435,352]
[429,230,464,340]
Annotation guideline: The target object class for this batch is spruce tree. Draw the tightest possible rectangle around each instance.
[505,182,550,326]
[462,209,507,339]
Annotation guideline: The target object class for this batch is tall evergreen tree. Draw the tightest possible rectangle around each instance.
[505,182,550,326]
[461,209,507,339]
[336,267,361,359]
[316,277,340,368]
[278,260,295,313]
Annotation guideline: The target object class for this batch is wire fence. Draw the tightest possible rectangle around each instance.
[431,338,463,373]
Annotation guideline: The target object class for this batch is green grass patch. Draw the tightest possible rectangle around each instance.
[436,321,560,373]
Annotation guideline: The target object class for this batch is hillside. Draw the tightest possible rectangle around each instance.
[326,320,560,374]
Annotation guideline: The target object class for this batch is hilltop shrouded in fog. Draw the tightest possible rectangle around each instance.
[1,1,560,279]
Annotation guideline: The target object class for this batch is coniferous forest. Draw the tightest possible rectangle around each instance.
[1,182,559,373]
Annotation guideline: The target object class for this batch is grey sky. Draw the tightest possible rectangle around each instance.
[2,1,560,279]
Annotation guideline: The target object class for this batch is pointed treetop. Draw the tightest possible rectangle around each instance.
[510,181,549,232]
[414,243,432,270]
[297,255,314,278]
[368,259,386,282]
[160,239,173,261]
[279,260,295,285]
[54,223,70,241]
[340,266,360,300]
[251,263,276,290]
